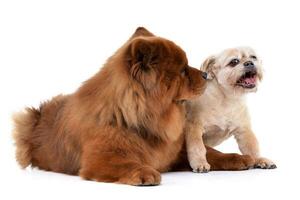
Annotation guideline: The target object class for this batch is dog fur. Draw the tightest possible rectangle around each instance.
[185,47,276,172]
[13,29,255,185]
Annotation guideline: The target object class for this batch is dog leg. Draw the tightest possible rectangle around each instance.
[234,129,276,169]
[185,123,210,173]
[171,145,255,171]
[79,140,161,186]
[206,146,255,170]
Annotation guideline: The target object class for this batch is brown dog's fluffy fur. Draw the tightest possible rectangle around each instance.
[13,28,254,186]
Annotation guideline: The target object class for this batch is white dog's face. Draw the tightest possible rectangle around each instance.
[201,47,263,94]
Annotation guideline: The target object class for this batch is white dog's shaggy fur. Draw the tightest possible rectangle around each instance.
[185,47,276,172]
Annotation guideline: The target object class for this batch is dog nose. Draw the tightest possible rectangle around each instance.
[201,72,208,79]
[244,61,254,68]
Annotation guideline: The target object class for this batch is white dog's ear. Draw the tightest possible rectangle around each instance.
[201,56,216,80]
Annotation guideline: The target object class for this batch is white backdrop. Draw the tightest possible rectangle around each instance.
[1,0,299,199]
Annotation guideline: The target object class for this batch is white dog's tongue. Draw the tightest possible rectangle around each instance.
[244,77,256,85]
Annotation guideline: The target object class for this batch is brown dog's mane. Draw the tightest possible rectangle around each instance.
[71,37,180,144]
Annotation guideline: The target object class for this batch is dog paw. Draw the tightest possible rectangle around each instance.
[237,154,256,170]
[254,157,277,169]
[191,160,211,173]
[119,166,161,186]
[220,154,255,170]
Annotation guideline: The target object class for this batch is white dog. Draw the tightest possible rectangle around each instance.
[185,47,276,172]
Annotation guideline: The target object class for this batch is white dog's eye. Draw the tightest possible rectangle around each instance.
[250,55,257,60]
[228,58,240,67]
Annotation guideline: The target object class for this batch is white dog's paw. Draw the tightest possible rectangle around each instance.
[254,157,277,169]
[191,160,211,173]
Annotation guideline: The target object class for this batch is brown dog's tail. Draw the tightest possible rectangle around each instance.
[12,107,41,168]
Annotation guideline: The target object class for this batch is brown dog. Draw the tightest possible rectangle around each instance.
[13,28,254,186]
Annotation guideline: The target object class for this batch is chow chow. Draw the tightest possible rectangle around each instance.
[13,29,254,185]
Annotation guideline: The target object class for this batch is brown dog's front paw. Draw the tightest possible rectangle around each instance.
[225,154,255,170]
[254,157,277,169]
[119,166,161,186]
[239,155,256,169]
[209,153,255,171]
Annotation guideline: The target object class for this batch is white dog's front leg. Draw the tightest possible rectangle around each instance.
[185,123,210,173]
[234,129,276,169]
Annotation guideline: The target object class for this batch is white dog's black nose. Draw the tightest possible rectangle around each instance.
[244,61,254,68]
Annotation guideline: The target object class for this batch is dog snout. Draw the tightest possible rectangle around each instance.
[244,61,254,68]
[201,72,208,80]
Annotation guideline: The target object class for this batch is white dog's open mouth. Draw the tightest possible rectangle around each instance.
[236,70,257,89]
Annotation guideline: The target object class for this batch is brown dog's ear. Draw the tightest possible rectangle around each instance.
[201,56,216,80]
[126,38,161,88]
[128,38,161,71]
[130,27,155,40]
